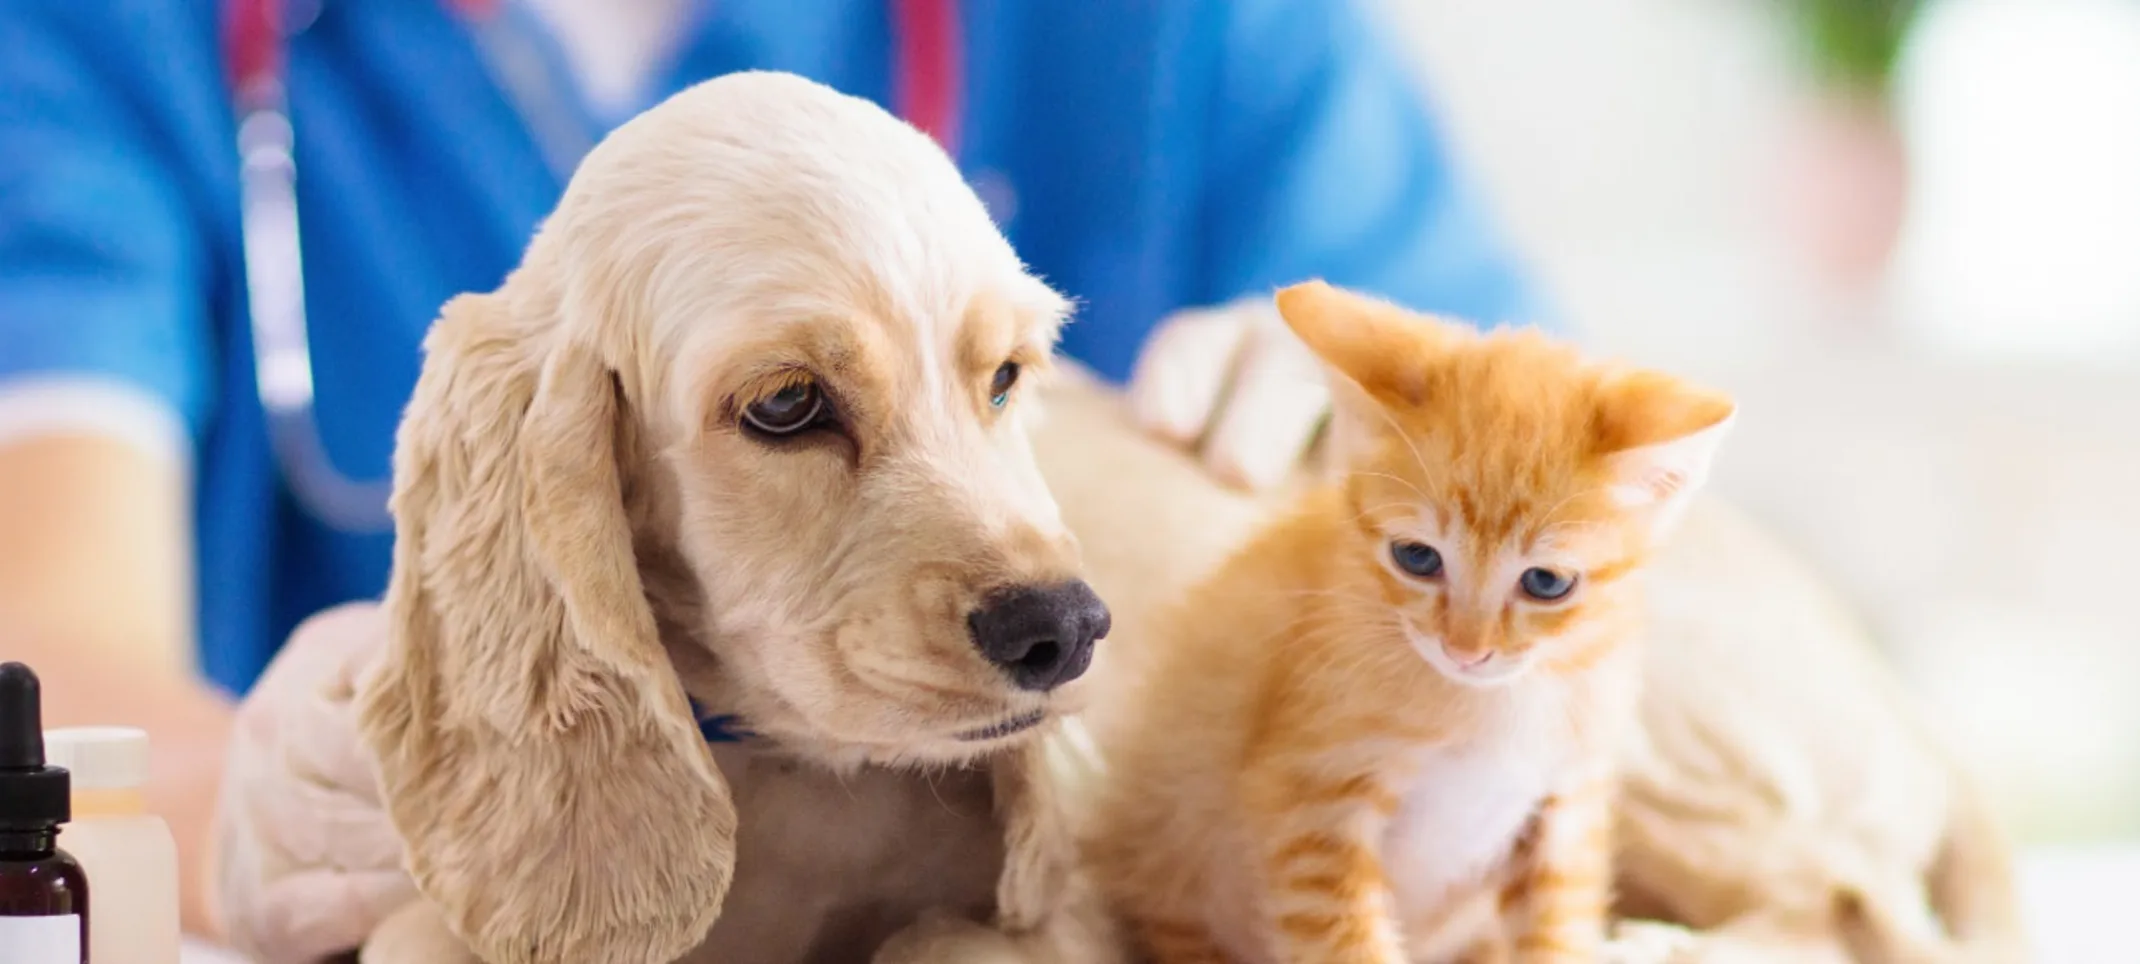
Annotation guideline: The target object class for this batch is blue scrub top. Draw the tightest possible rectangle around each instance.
[0,0,1545,696]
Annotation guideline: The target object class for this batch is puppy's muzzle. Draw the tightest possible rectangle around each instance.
[967,581,1110,691]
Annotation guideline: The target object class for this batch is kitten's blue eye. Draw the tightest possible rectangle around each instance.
[1390,541,1443,578]
[1519,567,1577,602]
[990,361,1020,408]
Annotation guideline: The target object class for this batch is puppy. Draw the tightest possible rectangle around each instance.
[357,71,1115,964]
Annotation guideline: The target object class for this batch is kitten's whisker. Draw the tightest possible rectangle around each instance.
[1350,503,1427,529]
[1289,616,1411,682]
[1535,490,1601,531]
[1349,471,1431,503]
[1361,400,1448,506]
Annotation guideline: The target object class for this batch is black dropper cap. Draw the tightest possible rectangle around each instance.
[0,662,69,831]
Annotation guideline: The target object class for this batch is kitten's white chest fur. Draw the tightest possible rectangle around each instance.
[1382,683,1574,923]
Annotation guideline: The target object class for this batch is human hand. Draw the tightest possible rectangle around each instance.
[1126,297,1332,491]
[211,603,415,963]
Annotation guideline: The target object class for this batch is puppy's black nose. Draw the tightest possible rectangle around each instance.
[967,581,1111,691]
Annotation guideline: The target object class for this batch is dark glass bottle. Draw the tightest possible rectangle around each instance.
[0,662,89,963]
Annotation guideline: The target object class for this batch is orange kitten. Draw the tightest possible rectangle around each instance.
[1084,281,1736,964]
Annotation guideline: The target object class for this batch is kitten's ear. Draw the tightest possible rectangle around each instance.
[1592,370,1737,539]
[1274,280,1458,408]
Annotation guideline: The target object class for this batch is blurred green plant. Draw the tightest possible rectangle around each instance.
[1784,0,1925,97]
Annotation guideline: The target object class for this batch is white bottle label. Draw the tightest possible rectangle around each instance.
[0,916,80,964]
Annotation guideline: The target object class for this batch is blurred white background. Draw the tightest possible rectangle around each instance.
[1375,0,2140,957]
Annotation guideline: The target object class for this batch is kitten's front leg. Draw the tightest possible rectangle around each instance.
[1243,757,1407,964]
[1500,768,1616,963]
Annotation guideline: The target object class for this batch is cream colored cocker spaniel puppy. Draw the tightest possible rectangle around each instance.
[356,70,1118,964]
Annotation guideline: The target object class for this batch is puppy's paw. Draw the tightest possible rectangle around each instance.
[1603,920,1703,964]
[360,902,484,964]
[873,910,1033,964]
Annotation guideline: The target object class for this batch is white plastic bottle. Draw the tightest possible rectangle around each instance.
[41,727,180,964]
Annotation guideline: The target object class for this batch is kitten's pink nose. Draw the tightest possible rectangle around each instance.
[1443,644,1493,668]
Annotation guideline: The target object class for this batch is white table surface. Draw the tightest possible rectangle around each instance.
[180,846,2140,964]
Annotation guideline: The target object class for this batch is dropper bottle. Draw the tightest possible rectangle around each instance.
[0,661,89,963]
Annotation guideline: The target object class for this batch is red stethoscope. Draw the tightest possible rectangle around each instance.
[223,0,962,532]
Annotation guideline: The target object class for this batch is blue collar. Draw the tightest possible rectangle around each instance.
[688,697,756,744]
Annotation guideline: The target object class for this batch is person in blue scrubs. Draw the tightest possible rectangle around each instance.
[0,0,1541,939]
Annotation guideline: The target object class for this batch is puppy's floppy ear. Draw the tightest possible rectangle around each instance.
[359,290,736,964]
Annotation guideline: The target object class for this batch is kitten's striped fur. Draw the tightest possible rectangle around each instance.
[1084,281,1735,963]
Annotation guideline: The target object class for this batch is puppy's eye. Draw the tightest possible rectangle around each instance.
[1390,541,1443,578]
[990,361,1020,409]
[1519,567,1577,602]
[742,381,825,436]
